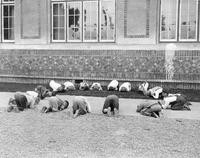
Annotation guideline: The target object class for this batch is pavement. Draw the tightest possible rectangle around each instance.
[0,92,200,120]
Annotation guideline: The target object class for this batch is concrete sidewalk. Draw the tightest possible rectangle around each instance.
[0,92,200,120]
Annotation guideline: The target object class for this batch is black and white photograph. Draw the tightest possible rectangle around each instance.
[0,0,200,157]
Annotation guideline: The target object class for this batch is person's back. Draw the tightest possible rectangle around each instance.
[72,96,91,118]
[119,82,131,92]
[90,82,103,91]
[102,95,119,116]
[64,81,75,91]
[107,80,119,91]
[41,96,69,113]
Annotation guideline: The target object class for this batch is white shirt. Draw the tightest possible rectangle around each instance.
[138,82,149,92]
[49,80,62,91]
[90,82,102,91]
[79,82,89,90]
[148,86,163,99]
[107,80,119,91]
[119,82,131,92]
[26,91,38,98]
[64,81,75,90]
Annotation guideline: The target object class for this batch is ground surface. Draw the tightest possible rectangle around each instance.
[0,110,200,158]
[0,82,200,158]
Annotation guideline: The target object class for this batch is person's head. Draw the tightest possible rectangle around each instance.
[8,98,16,106]
[138,81,149,92]
[60,100,69,110]
[57,84,65,92]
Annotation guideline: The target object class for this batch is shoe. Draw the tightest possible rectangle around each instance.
[41,107,48,113]
[151,112,159,118]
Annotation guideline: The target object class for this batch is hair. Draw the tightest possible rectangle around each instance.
[64,100,69,109]
[8,98,16,105]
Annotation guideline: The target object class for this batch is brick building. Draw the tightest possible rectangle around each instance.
[0,0,200,89]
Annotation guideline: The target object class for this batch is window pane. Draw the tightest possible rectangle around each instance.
[179,0,198,41]
[4,18,8,28]
[67,2,82,41]
[160,0,178,41]
[53,16,58,27]
[83,1,98,41]
[3,29,9,40]
[3,6,8,16]
[59,3,65,15]
[9,5,14,16]
[9,17,14,28]
[59,16,65,27]
[2,4,14,41]
[53,4,59,15]
[52,3,66,41]
[59,29,65,40]
[100,0,115,41]
[53,29,59,40]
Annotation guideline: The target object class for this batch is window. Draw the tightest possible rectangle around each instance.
[100,0,115,42]
[83,1,98,42]
[52,2,66,42]
[160,0,199,42]
[179,0,198,41]
[1,0,15,42]
[67,1,82,42]
[51,0,115,43]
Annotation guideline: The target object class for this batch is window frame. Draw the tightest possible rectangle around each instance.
[51,1,67,43]
[51,0,116,43]
[99,0,116,42]
[179,0,199,42]
[1,1,15,43]
[159,0,179,42]
[83,0,99,42]
[160,0,200,42]
[67,1,82,42]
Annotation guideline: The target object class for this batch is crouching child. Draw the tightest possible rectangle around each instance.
[41,96,69,113]
[72,96,91,118]
[136,101,162,118]
[102,95,119,116]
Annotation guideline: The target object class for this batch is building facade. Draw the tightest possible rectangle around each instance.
[0,0,200,89]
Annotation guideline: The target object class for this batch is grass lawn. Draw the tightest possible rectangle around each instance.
[0,110,200,158]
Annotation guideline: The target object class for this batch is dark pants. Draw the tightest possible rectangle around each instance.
[170,95,187,110]
[14,93,28,111]
[102,95,119,114]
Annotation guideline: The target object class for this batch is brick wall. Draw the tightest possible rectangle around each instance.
[0,49,200,89]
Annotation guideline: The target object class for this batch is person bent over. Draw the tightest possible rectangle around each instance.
[72,96,91,118]
[119,82,131,92]
[79,81,89,91]
[41,96,69,113]
[107,80,119,91]
[136,102,162,118]
[102,95,119,116]
[49,80,65,92]
[35,85,56,99]
[161,94,191,111]
[7,91,40,112]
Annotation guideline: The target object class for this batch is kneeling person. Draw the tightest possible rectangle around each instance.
[72,96,91,118]
[41,96,69,113]
[102,95,119,116]
[136,101,162,118]
[8,91,40,112]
